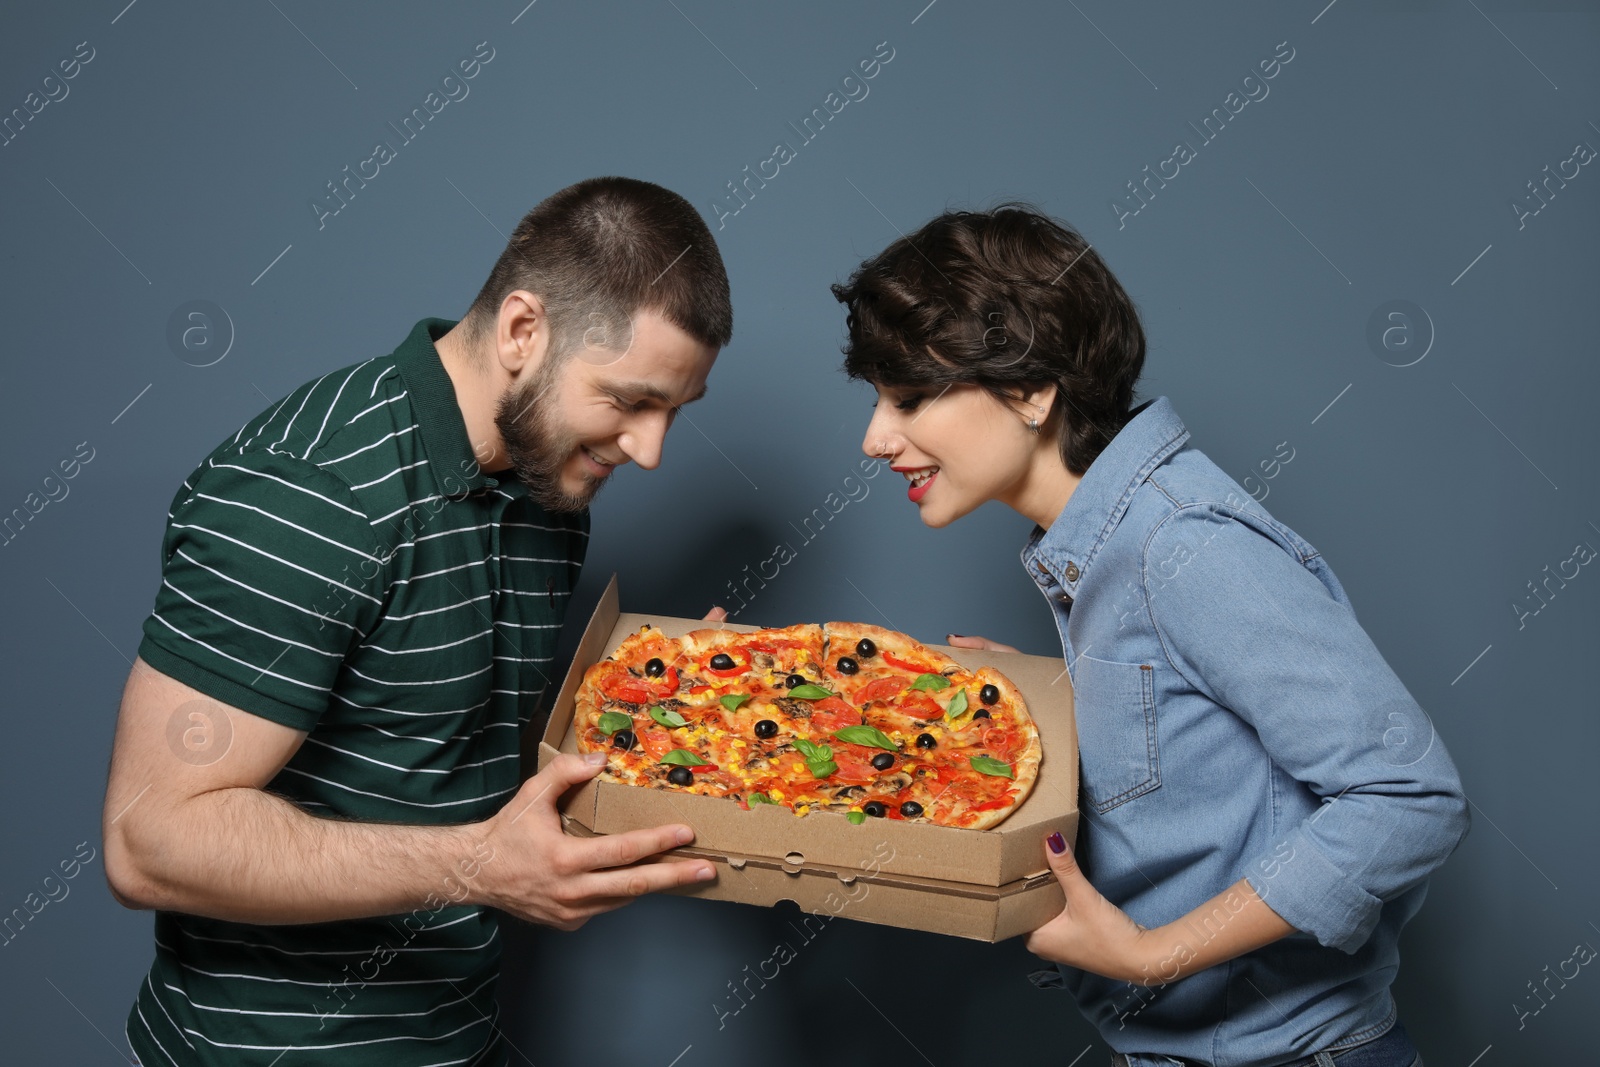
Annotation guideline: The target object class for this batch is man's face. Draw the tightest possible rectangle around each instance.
[495,308,717,512]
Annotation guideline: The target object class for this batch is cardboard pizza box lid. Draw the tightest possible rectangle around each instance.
[532,575,1079,890]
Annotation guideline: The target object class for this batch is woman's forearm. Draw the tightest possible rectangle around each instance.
[1137,877,1295,986]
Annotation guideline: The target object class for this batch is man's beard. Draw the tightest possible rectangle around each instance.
[493,364,606,514]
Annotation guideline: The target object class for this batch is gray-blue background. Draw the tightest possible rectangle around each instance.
[2,0,1595,1062]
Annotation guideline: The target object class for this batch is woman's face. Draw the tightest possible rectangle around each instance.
[861,381,1042,528]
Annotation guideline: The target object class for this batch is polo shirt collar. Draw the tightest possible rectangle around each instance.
[1021,396,1189,597]
[392,317,498,496]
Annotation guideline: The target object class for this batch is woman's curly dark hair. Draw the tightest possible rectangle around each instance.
[832,203,1146,474]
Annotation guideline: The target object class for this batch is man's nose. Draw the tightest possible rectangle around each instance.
[620,415,668,470]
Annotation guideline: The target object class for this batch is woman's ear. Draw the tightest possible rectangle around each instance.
[1019,383,1059,423]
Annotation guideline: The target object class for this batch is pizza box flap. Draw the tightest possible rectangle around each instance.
[534,575,1079,889]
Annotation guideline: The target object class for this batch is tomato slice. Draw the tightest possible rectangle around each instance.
[980,724,1019,761]
[855,677,904,704]
[810,697,862,734]
[900,691,945,721]
[830,750,878,784]
[640,729,673,760]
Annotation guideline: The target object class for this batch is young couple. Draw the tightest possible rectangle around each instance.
[103,176,1467,1067]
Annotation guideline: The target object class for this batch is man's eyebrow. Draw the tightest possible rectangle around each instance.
[610,381,708,406]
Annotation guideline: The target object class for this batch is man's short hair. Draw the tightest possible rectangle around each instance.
[832,203,1146,474]
[465,176,733,358]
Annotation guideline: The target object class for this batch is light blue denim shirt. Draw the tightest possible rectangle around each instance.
[1023,397,1469,1067]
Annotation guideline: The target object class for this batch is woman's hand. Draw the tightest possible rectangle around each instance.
[1024,831,1160,985]
[1027,831,1298,987]
[945,633,1020,653]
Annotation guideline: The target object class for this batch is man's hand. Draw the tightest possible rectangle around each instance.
[474,753,715,931]
[946,633,1020,653]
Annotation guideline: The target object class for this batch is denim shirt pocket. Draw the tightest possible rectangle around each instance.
[1072,655,1160,813]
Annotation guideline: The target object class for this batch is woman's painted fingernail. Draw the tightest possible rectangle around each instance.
[1047,831,1067,855]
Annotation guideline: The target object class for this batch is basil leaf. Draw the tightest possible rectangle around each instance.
[719,693,751,712]
[747,792,777,805]
[793,738,831,761]
[969,755,1014,778]
[945,688,970,721]
[787,684,834,700]
[910,673,951,691]
[661,748,709,767]
[846,811,866,825]
[597,711,633,736]
[833,725,897,752]
[806,759,837,779]
[649,705,688,729]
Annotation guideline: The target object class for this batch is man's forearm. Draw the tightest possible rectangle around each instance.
[109,785,492,924]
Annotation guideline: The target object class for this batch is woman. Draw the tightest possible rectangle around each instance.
[831,205,1467,1067]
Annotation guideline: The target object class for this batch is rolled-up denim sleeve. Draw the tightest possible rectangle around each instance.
[1143,503,1470,953]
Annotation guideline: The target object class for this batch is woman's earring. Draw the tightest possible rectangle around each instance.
[1027,418,1040,435]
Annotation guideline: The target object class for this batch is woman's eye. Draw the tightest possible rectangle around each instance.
[894,394,923,412]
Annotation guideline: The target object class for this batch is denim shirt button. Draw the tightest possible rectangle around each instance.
[1065,561,1080,582]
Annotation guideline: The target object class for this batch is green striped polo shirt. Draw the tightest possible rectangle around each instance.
[128,317,587,1067]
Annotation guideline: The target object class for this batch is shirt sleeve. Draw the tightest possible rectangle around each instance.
[1143,502,1470,954]
[138,451,387,731]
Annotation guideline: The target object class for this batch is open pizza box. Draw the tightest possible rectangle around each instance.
[530,575,1080,942]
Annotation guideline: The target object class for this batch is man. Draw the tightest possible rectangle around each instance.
[103,177,732,1065]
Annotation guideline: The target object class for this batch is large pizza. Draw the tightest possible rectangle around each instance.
[573,622,1040,830]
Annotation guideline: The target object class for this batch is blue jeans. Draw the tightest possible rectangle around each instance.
[1110,1019,1422,1067]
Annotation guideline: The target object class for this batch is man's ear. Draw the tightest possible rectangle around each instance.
[496,291,553,380]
